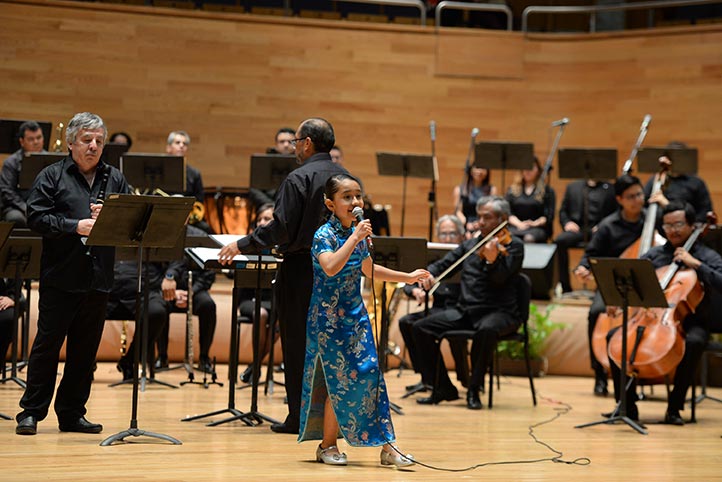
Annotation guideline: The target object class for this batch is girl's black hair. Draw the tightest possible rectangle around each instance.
[324,173,363,200]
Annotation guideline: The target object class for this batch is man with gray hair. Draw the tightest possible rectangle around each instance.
[412,196,524,410]
[16,112,128,436]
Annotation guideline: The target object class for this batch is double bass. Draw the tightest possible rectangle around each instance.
[590,158,670,369]
[608,213,716,379]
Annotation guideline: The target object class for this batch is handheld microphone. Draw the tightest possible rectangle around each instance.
[352,206,374,249]
[551,117,569,127]
[429,120,436,142]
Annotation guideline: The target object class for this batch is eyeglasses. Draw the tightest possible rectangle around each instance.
[662,221,688,231]
[290,137,307,146]
[438,232,459,239]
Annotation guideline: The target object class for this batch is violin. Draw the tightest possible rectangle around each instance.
[608,212,717,379]
[428,221,510,296]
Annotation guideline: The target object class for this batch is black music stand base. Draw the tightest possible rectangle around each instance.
[0,412,11,420]
[181,358,223,389]
[100,425,182,446]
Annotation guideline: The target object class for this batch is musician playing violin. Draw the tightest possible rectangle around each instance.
[574,174,647,396]
[606,201,722,425]
[412,196,524,410]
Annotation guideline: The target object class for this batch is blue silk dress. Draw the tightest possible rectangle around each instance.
[298,215,396,447]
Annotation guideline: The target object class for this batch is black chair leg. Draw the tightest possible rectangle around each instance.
[524,338,537,406]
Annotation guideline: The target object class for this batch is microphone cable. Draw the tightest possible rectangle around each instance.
[367,257,591,472]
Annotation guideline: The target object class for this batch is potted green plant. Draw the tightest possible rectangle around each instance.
[496,302,566,377]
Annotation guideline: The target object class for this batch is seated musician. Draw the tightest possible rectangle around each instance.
[453,165,497,235]
[554,179,616,294]
[237,203,276,383]
[411,196,524,410]
[249,127,297,209]
[113,261,170,381]
[574,174,646,396]
[399,214,469,393]
[156,227,218,374]
[505,157,555,243]
[605,201,722,425]
[0,278,22,369]
[0,121,46,227]
[165,130,212,233]
[644,141,713,226]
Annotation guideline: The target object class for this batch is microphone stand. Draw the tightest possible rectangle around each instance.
[621,114,652,175]
[455,130,477,230]
[428,121,438,241]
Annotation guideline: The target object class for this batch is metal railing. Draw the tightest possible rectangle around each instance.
[327,0,426,25]
[435,1,513,30]
[522,0,722,34]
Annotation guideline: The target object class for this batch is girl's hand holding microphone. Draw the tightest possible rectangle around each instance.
[352,219,373,245]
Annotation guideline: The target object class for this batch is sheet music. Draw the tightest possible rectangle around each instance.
[209,234,247,247]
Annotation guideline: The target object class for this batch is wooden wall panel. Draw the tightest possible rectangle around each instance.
[1,0,721,239]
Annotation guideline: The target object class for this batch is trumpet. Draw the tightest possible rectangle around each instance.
[52,122,65,152]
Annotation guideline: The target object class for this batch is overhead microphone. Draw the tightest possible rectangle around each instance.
[641,114,652,130]
[352,206,374,249]
[471,127,479,138]
[429,120,436,142]
[551,117,569,127]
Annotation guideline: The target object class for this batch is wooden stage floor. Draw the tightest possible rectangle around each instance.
[1,363,721,481]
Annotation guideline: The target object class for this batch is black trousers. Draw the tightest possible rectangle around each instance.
[412,307,518,393]
[274,253,312,428]
[0,306,17,367]
[398,308,469,386]
[554,230,585,293]
[588,291,608,380]
[18,288,108,423]
[157,290,217,359]
[609,317,708,413]
[109,292,169,364]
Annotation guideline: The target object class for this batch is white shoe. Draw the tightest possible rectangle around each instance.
[380,447,414,468]
[316,444,347,465]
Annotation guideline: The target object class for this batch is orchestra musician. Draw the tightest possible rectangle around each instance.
[218,118,348,434]
[643,141,713,226]
[453,165,497,235]
[505,157,555,243]
[16,112,129,436]
[605,201,722,424]
[398,214,470,393]
[165,130,211,233]
[574,174,647,396]
[0,120,46,227]
[554,179,616,294]
[412,196,524,410]
[249,127,298,209]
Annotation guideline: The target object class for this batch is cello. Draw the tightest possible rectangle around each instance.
[590,157,670,369]
[608,212,717,379]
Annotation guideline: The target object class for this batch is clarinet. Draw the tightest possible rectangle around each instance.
[85,164,111,256]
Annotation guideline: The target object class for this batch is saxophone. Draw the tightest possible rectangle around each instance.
[153,187,205,224]
[52,122,65,152]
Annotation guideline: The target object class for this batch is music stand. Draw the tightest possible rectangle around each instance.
[474,141,535,193]
[99,143,126,170]
[18,153,66,189]
[0,226,37,392]
[575,258,668,435]
[249,154,298,191]
[376,152,435,237]
[637,146,698,175]
[88,194,193,446]
[0,119,52,153]
[120,153,185,193]
[371,236,427,415]
[182,247,280,427]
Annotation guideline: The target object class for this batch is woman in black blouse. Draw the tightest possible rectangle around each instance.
[505,157,556,243]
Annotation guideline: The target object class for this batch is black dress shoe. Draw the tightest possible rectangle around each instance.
[270,422,299,434]
[466,389,482,410]
[663,409,685,426]
[16,416,37,435]
[593,378,608,397]
[198,356,214,374]
[154,356,169,370]
[240,365,253,384]
[116,357,133,381]
[416,387,460,405]
[59,416,103,434]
